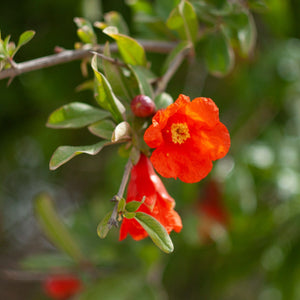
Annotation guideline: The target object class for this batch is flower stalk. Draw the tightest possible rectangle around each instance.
[108,159,133,228]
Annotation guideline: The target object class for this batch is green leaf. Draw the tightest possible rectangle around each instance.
[134,212,174,253]
[167,0,198,44]
[154,93,174,110]
[91,55,126,123]
[97,211,113,239]
[7,41,16,57]
[125,200,143,212]
[0,37,9,57]
[102,43,133,102]
[77,28,95,44]
[124,211,136,219]
[74,17,96,44]
[247,0,268,12]
[237,13,256,57]
[129,65,154,98]
[103,26,147,66]
[104,11,129,35]
[88,119,116,139]
[50,140,109,170]
[17,30,35,49]
[118,198,126,213]
[3,35,11,55]
[11,30,35,58]
[203,29,234,77]
[161,40,191,75]
[46,102,110,129]
[34,193,85,262]
[21,254,75,271]
[224,11,257,57]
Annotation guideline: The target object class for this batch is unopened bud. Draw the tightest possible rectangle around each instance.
[130,95,156,118]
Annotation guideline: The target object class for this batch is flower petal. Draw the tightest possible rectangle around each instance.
[192,122,230,161]
[144,95,190,148]
[119,153,182,241]
[176,154,213,183]
[184,97,220,127]
[143,121,164,148]
[119,217,148,241]
[150,144,213,183]
[150,146,181,180]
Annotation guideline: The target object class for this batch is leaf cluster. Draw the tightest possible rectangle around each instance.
[98,196,174,253]
[0,30,35,71]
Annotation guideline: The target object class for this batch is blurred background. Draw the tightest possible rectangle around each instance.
[1,0,300,299]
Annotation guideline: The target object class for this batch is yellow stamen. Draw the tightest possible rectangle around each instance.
[171,123,190,144]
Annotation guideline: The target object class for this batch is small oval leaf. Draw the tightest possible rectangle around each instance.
[124,212,136,219]
[50,140,109,170]
[203,29,234,77]
[102,43,133,102]
[167,0,198,44]
[125,200,143,213]
[97,211,113,238]
[47,102,110,129]
[104,11,129,35]
[88,119,116,139]
[129,65,154,98]
[154,93,174,110]
[134,212,174,253]
[118,198,126,213]
[91,55,126,123]
[103,26,147,66]
[17,30,35,49]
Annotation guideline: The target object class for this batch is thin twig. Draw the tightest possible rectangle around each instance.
[90,51,127,68]
[0,40,177,81]
[108,159,133,228]
[154,46,192,97]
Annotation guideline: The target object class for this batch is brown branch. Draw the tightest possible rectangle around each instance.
[0,40,177,81]
[90,51,127,68]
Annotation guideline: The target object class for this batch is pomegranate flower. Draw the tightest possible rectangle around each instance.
[119,153,182,241]
[198,180,229,226]
[144,94,230,183]
[197,180,229,242]
[43,274,82,300]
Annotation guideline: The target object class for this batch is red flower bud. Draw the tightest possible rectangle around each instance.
[43,275,82,300]
[130,95,156,117]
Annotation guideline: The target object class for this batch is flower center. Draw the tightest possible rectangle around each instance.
[171,123,190,144]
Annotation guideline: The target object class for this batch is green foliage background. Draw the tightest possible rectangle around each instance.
[1,0,300,299]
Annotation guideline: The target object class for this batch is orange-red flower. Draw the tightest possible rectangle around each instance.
[197,180,229,242]
[43,274,82,300]
[119,153,182,241]
[198,180,229,226]
[144,94,230,183]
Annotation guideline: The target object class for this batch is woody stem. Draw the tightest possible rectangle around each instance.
[108,159,133,228]
[0,40,177,81]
